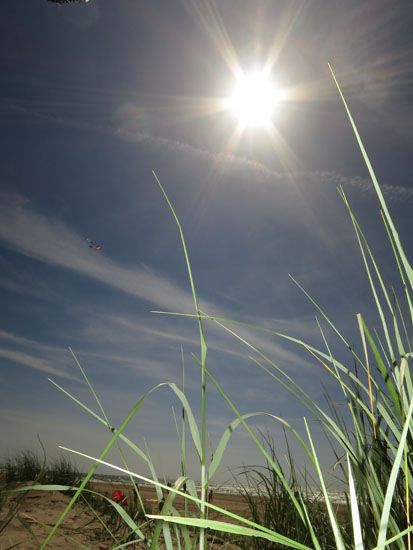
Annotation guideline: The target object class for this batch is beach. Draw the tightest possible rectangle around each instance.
[0,481,252,549]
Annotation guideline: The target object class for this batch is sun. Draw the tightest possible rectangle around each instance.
[226,71,281,128]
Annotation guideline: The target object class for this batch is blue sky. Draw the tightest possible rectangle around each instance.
[0,0,412,485]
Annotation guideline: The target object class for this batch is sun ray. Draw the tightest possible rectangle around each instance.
[184,0,242,79]
[263,3,307,77]
[225,121,246,155]
[265,122,304,175]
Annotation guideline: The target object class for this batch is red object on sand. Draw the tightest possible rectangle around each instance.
[112,489,128,507]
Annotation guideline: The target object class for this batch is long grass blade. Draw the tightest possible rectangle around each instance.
[208,412,277,480]
[69,348,147,515]
[150,476,187,550]
[377,394,413,547]
[357,313,376,437]
[41,382,170,549]
[328,64,413,297]
[152,170,208,548]
[359,317,402,418]
[10,484,145,539]
[340,188,396,362]
[381,210,413,323]
[347,454,364,550]
[147,515,312,549]
[303,418,345,550]
[58,446,295,540]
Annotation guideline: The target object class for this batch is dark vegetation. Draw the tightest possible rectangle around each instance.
[1,449,81,487]
[80,489,148,546]
[237,434,350,549]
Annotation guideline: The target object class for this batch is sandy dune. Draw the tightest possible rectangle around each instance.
[0,482,250,549]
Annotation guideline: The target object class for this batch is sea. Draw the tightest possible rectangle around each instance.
[90,473,347,504]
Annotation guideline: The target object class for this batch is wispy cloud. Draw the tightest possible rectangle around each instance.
[5,97,413,201]
[76,308,321,380]
[0,191,208,314]
[0,329,38,347]
[0,255,67,304]
[0,346,71,379]
[0,192,337,384]
[0,329,77,380]
[86,122,413,201]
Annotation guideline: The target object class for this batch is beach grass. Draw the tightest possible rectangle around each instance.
[2,450,44,485]
[235,432,346,549]
[2,65,413,549]
[1,450,81,488]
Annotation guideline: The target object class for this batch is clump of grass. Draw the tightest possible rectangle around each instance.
[2,450,44,484]
[80,488,148,546]
[236,433,345,549]
[1,451,80,488]
[45,454,81,487]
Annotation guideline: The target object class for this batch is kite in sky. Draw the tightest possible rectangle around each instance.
[86,238,102,252]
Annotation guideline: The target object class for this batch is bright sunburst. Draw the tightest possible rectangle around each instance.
[227,71,281,128]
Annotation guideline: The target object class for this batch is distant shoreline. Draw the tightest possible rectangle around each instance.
[89,475,347,504]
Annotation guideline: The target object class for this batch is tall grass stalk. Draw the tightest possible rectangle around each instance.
[152,170,209,550]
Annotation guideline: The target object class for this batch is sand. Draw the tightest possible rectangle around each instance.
[0,481,251,549]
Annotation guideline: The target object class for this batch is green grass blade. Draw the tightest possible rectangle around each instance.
[9,484,146,540]
[372,525,413,550]
[373,327,392,371]
[81,495,121,546]
[377,393,413,547]
[153,309,389,411]
[58,446,295,540]
[297,492,323,550]
[168,384,202,459]
[152,170,208,548]
[208,412,276,480]
[68,347,110,426]
[184,479,200,513]
[329,64,413,295]
[142,439,164,504]
[357,313,376,436]
[347,454,364,550]
[303,418,345,550]
[340,188,396,362]
[180,346,187,479]
[391,288,412,355]
[153,310,405,462]
[146,515,313,549]
[151,171,206,345]
[288,275,364,365]
[50,377,202,467]
[48,378,161,474]
[68,349,147,515]
[381,210,413,323]
[199,364,316,527]
[40,382,169,549]
[154,310,407,469]
[359,317,402,417]
[150,476,187,550]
